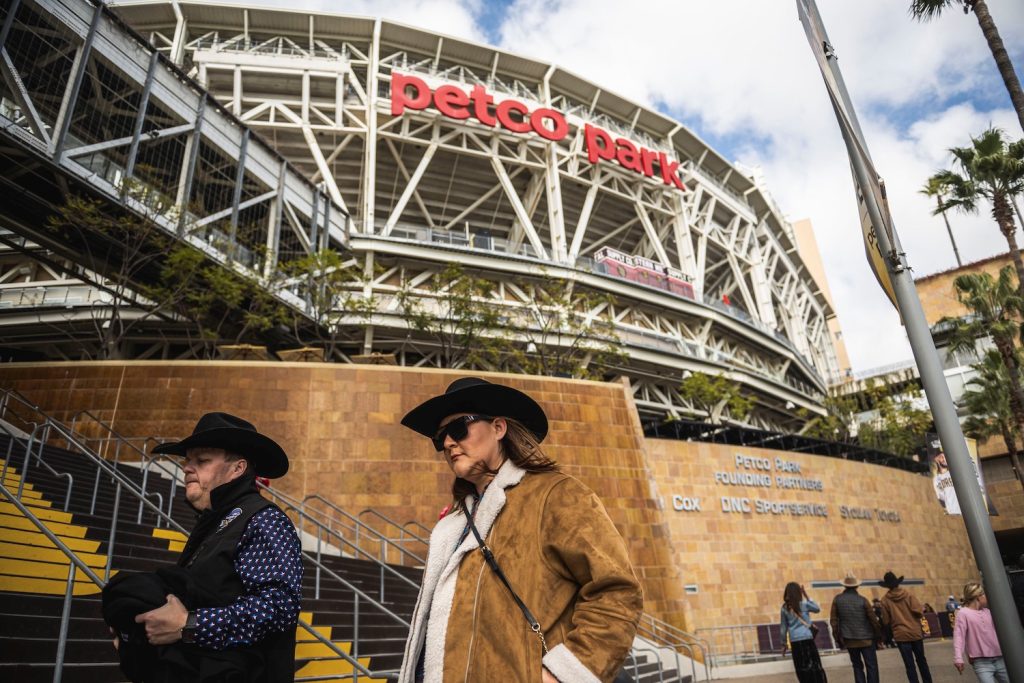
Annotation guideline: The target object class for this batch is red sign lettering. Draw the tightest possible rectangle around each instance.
[390,73,684,192]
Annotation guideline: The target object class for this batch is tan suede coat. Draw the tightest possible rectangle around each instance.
[398,461,643,683]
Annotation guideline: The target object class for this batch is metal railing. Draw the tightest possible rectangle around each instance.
[357,507,429,564]
[695,621,837,667]
[637,613,712,682]
[67,410,184,526]
[0,391,184,527]
[305,494,425,567]
[261,489,421,601]
[0,422,73,512]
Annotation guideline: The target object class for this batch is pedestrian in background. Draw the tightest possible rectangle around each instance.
[780,582,827,683]
[830,573,881,683]
[880,571,933,683]
[945,594,961,613]
[953,583,1008,683]
[872,598,894,649]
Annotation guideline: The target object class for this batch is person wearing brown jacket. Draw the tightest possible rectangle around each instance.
[880,571,933,683]
[397,378,643,683]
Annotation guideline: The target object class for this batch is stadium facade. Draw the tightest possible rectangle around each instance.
[2,0,841,430]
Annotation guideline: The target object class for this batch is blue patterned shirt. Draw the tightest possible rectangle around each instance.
[193,506,303,650]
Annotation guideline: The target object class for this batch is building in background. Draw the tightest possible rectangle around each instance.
[915,253,1024,562]
[792,217,852,384]
[0,0,841,431]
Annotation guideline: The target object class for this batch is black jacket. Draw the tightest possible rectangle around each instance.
[102,475,299,682]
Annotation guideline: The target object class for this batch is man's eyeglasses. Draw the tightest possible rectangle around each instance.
[432,414,492,451]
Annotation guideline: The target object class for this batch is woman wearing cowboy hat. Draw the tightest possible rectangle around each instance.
[397,377,643,683]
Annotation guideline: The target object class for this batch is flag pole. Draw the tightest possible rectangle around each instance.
[797,0,1024,675]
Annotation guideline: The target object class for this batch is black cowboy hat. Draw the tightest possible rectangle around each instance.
[881,571,904,589]
[152,412,289,478]
[401,377,548,442]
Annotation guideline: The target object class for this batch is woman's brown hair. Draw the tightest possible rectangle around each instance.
[783,582,802,614]
[451,417,558,512]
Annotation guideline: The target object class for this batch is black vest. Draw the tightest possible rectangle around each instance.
[160,475,298,683]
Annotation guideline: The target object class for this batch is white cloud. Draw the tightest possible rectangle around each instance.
[493,0,1024,372]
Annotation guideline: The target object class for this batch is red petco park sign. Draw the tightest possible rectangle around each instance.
[391,73,686,191]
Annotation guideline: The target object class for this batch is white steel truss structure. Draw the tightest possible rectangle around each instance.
[96,2,838,428]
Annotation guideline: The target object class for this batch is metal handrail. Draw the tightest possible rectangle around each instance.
[51,419,186,530]
[638,613,711,682]
[0,479,103,681]
[306,494,425,565]
[0,479,103,583]
[266,488,421,595]
[358,507,430,546]
[0,422,74,512]
[635,631,700,682]
[402,519,432,539]
[0,390,188,535]
[624,646,667,683]
[67,409,186,521]
[70,410,162,462]
[138,454,182,526]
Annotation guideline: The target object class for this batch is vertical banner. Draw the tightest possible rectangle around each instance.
[926,434,997,515]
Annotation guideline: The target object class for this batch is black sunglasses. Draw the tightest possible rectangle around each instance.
[432,414,492,451]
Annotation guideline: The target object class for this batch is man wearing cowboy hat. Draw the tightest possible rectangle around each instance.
[829,572,881,683]
[879,570,933,683]
[122,412,302,682]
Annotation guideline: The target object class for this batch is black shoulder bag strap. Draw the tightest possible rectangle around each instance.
[464,511,549,654]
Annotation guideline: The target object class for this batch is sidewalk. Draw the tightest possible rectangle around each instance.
[713,640,977,682]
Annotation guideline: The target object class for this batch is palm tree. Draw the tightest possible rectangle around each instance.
[909,0,1024,133]
[959,349,1024,490]
[928,128,1024,296]
[921,176,963,267]
[943,267,1024,459]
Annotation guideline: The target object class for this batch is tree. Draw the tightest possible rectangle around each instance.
[959,349,1024,490]
[929,128,1024,297]
[678,372,754,425]
[513,275,628,380]
[279,249,377,361]
[155,243,289,358]
[46,193,185,359]
[943,266,1024,478]
[799,391,859,442]
[855,381,933,458]
[397,262,510,369]
[920,175,963,267]
[910,0,1024,133]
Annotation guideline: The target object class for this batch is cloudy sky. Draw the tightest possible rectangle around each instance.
[241,0,1024,372]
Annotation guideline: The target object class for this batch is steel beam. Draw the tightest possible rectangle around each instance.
[177,96,206,236]
[122,49,160,195]
[53,0,103,159]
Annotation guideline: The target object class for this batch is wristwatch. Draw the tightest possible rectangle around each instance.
[181,611,198,644]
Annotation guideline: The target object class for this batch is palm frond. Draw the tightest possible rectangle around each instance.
[908,0,960,20]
